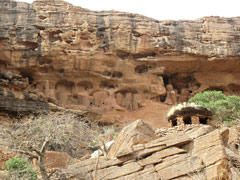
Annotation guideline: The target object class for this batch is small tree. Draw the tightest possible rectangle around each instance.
[189,90,240,125]
[0,111,97,180]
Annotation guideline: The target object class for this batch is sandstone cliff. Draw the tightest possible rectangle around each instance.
[1,0,240,126]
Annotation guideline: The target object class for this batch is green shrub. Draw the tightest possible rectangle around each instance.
[189,90,240,125]
[3,156,38,180]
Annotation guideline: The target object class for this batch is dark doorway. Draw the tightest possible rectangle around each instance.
[183,116,192,124]
[199,117,208,124]
[172,119,177,126]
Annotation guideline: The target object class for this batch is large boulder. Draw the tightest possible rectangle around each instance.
[33,151,73,172]
[107,119,156,158]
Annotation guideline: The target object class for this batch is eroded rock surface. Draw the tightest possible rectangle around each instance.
[107,119,156,158]
[2,0,240,126]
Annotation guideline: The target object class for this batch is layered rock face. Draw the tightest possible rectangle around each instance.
[1,0,240,126]
[62,120,237,180]
[0,70,48,115]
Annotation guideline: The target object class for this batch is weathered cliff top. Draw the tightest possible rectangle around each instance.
[2,0,240,59]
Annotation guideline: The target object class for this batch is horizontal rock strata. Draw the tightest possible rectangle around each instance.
[1,0,240,126]
[63,120,233,180]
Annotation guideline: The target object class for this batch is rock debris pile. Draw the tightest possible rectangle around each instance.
[61,120,240,180]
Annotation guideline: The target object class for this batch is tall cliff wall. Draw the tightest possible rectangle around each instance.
[1,0,240,127]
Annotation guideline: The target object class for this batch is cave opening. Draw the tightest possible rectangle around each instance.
[132,52,156,59]
[235,144,239,150]
[160,95,166,102]
[59,69,64,73]
[155,95,166,102]
[116,50,129,60]
[20,72,34,84]
[114,72,123,78]
[170,73,198,94]
[108,85,115,89]
[49,30,62,42]
[162,75,169,86]
[205,87,224,92]
[135,65,148,74]
[102,71,111,77]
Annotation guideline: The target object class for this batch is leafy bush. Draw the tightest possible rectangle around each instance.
[189,90,240,125]
[3,156,38,180]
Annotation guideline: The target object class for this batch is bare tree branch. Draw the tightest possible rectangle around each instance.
[40,137,51,154]
[48,169,58,179]
[11,149,38,159]
[32,148,41,156]
[100,139,108,156]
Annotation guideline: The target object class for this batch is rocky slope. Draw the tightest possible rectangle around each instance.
[1,0,240,127]
[59,120,240,180]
